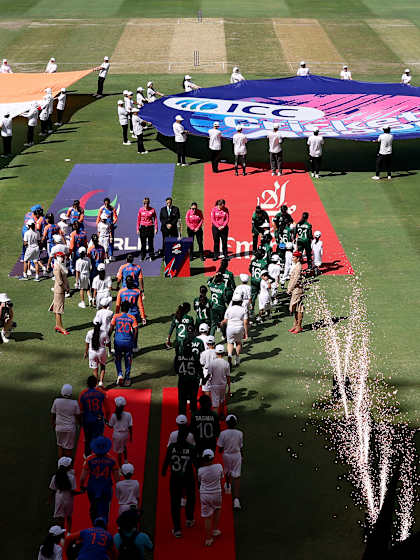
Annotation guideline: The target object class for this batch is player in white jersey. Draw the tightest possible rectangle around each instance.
[75,246,92,308]
[97,213,112,262]
[217,414,243,509]
[281,242,294,288]
[311,230,323,276]
[200,336,217,394]
[116,463,140,515]
[257,271,272,321]
[268,254,281,301]
[221,294,247,367]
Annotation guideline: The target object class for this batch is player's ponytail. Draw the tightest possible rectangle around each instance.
[91,322,101,352]
[116,404,124,421]
[55,465,72,492]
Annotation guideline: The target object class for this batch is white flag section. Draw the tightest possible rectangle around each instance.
[0,69,93,119]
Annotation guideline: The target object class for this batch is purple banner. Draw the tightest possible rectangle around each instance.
[10,163,175,278]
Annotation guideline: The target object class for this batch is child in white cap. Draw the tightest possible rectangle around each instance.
[281,242,294,288]
[50,384,80,458]
[183,74,200,92]
[109,396,133,466]
[38,525,66,560]
[206,344,231,417]
[57,213,70,240]
[116,463,140,514]
[232,124,247,176]
[0,59,12,73]
[75,246,92,308]
[221,293,247,367]
[268,254,282,301]
[49,456,76,532]
[46,57,57,73]
[296,61,309,76]
[200,336,217,395]
[84,322,109,386]
[56,88,66,125]
[232,273,251,315]
[198,449,224,546]
[94,55,110,97]
[340,65,352,80]
[256,270,272,322]
[94,296,114,355]
[132,107,149,154]
[230,66,245,83]
[217,413,243,509]
[97,213,112,263]
[117,99,130,145]
[91,263,112,307]
[136,86,147,107]
[401,68,411,85]
[311,230,323,276]
[173,114,188,166]
[167,414,196,446]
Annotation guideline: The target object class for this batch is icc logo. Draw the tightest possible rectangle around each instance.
[172,243,182,255]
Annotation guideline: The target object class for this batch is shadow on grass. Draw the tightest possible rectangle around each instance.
[11,331,44,342]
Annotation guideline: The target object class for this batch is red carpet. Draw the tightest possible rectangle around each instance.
[154,387,236,560]
[204,163,353,276]
[72,388,151,533]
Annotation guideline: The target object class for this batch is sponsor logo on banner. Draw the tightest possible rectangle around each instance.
[164,94,420,139]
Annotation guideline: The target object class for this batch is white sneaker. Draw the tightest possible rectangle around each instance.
[74,281,80,289]
[141,151,148,154]
[371,176,380,180]
[387,176,392,180]
[117,375,124,385]
[131,134,137,139]
[180,498,187,507]
[224,483,231,494]
[181,163,189,166]
[34,275,41,282]
[212,529,222,537]
[78,301,86,308]
[1,329,10,343]
[104,258,110,264]
[176,163,181,166]
[133,346,139,353]
[271,172,275,176]
[311,172,314,178]
[65,292,70,298]
[277,171,282,176]
[233,498,241,509]
[98,381,104,387]
[123,141,131,145]
[315,174,320,179]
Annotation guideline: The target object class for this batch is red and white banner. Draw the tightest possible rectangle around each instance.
[204,163,353,276]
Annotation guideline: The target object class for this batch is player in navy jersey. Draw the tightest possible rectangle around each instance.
[109,301,138,386]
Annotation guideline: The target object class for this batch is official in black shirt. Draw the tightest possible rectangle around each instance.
[159,197,180,252]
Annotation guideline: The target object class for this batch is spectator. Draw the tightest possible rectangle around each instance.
[79,375,109,458]
[230,66,245,83]
[186,202,204,261]
[198,449,224,547]
[80,437,119,525]
[191,394,220,454]
[114,509,153,558]
[46,57,57,73]
[232,124,247,176]
[51,384,80,458]
[116,463,140,515]
[206,344,230,417]
[208,121,222,173]
[210,199,229,260]
[217,413,243,509]
[109,396,133,467]
[160,197,180,251]
[38,526,65,560]
[84,322,109,387]
[1,111,12,158]
[136,197,158,261]
[64,518,116,559]
[162,427,197,537]
[173,115,188,166]
[49,457,76,532]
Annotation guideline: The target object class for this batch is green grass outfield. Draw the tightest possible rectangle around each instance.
[0,70,419,559]
[0,1,419,557]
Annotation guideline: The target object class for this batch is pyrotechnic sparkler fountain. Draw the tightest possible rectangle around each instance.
[309,281,418,542]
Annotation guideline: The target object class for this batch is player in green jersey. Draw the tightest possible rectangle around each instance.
[249,249,268,312]
[251,205,270,252]
[174,338,203,414]
[273,204,293,244]
[259,231,273,262]
[216,259,236,304]
[193,285,212,328]
[207,273,228,335]
[296,212,313,269]
[166,302,195,350]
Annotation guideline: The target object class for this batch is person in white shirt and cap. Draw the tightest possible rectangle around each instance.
[39,98,50,136]
[340,65,352,80]
[22,102,39,146]
[198,448,224,547]
[230,66,245,84]
[372,126,393,180]
[124,90,135,137]
[173,114,188,166]
[281,241,294,288]
[44,87,54,133]
[183,74,200,92]
[208,121,222,173]
[1,112,13,157]
[116,463,140,515]
[401,68,412,85]
[50,383,80,457]
[0,59,12,73]
[296,61,310,76]
[147,81,163,102]
[117,100,130,145]
[232,274,251,317]
[132,107,148,155]
[136,86,147,108]
[311,230,323,276]
[206,344,231,415]
[57,212,70,241]
[217,413,243,509]
[232,125,247,176]
[267,123,283,176]
[75,246,92,308]
[56,88,66,125]
[167,414,196,447]
[94,56,110,97]
[307,127,324,178]
[46,57,57,73]
[220,293,248,367]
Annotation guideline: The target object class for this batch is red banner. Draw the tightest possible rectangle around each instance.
[204,164,353,276]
